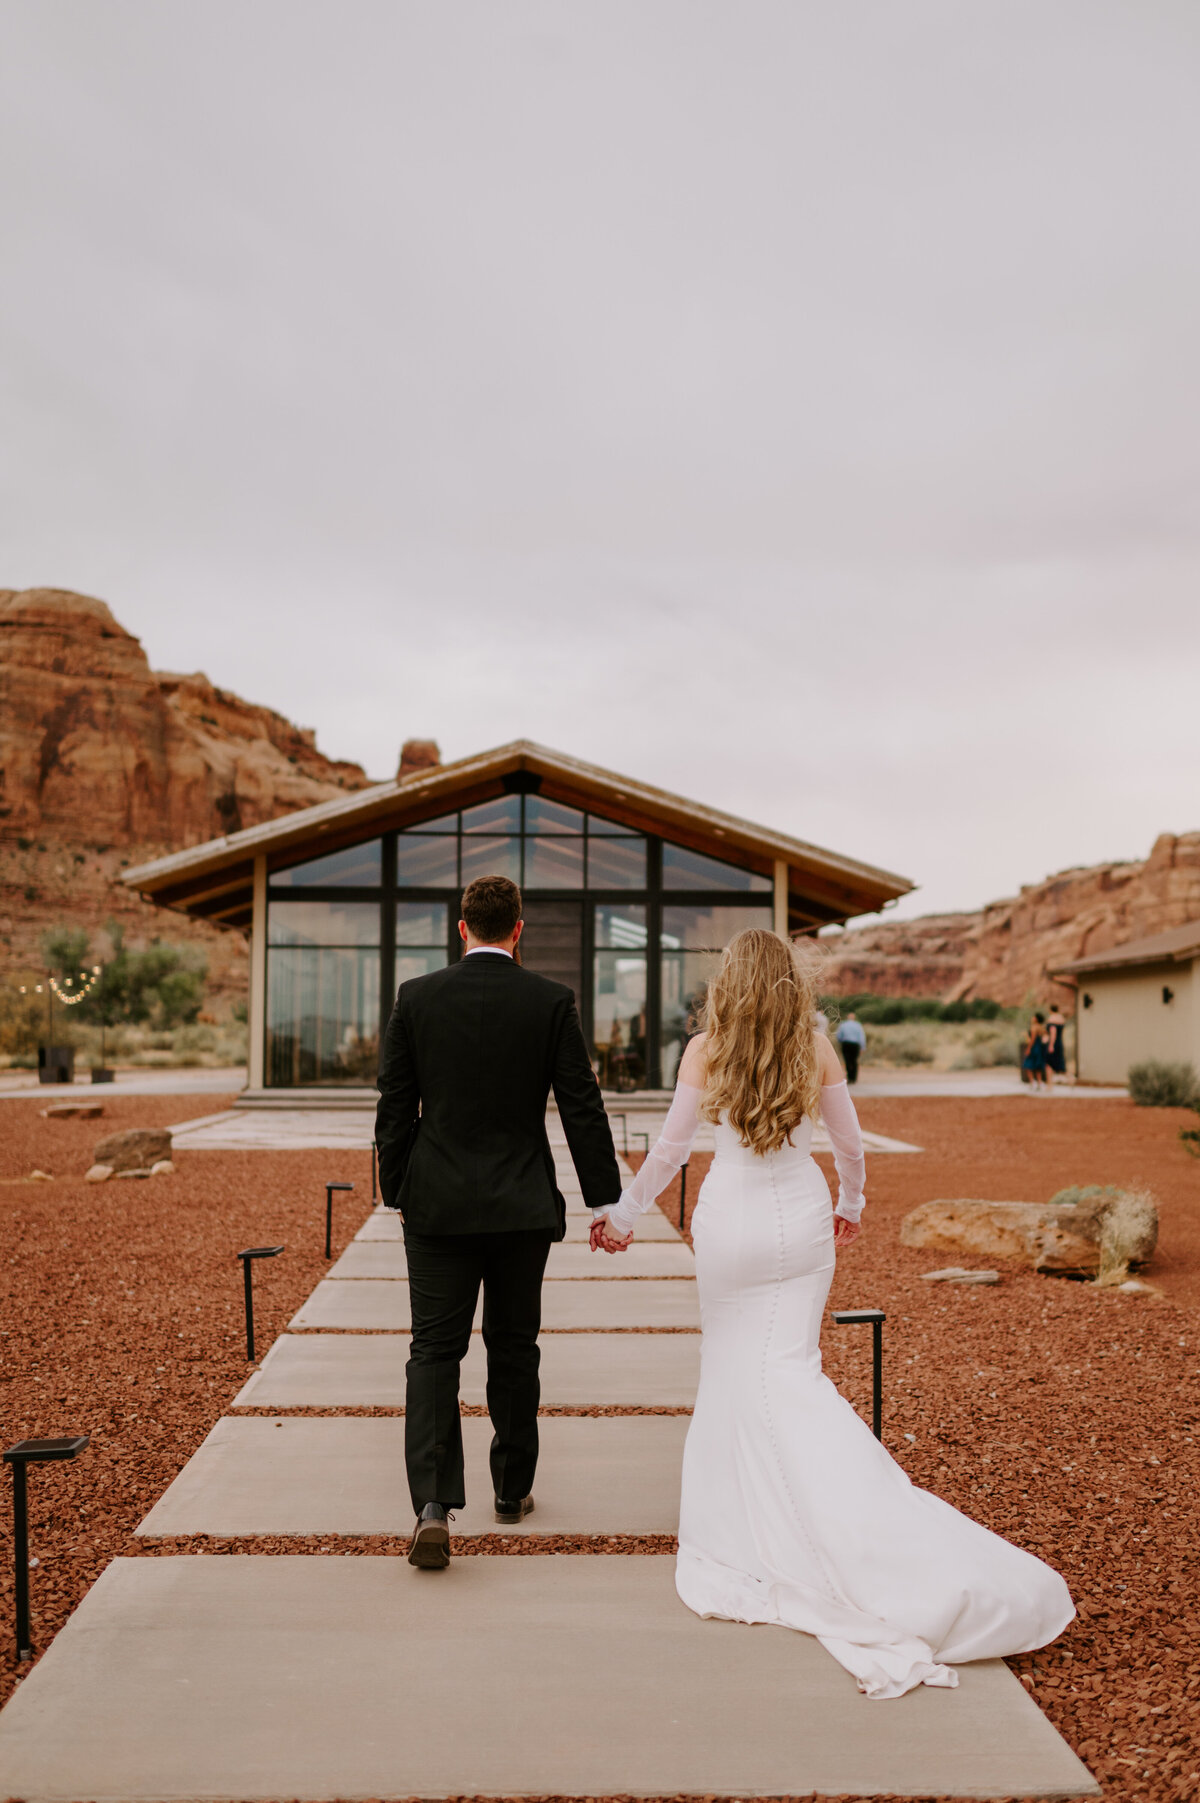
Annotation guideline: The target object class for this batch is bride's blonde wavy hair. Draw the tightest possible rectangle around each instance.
[699,929,824,1155]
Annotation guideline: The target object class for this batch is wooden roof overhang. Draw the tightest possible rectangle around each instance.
[122,740,913,932]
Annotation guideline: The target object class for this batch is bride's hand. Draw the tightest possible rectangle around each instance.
[833,1215,861,1247]
[590,1215,633,1254]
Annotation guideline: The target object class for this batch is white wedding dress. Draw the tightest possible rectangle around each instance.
[602,1079,1075,1699]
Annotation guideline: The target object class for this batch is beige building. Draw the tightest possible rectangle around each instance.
[1053,921,1200,1084]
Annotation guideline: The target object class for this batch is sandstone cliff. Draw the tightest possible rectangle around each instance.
[823,832,1200,1006]
[0,588,370,847]
[0,587,375,1002]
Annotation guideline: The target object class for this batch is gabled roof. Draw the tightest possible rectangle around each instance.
[122,738,913,932]
[1052,918,1200,976]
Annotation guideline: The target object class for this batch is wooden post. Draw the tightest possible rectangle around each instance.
[247,854,267,1090]
[773,859,789,939]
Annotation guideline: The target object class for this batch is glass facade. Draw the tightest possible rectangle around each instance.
[263,801,777,1087]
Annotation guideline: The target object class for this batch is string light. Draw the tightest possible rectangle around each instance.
[48,966,102,1007]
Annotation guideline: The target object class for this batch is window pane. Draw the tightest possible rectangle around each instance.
[661,843,772,892]
[271,840,382,887]
[587,811,635,834]
[462,796,522,833]
[395,835,459,886]
[405,810,458,832]
[460,835,521,884]
[592,952,648,1091]
[395,948,449,985]
[594,904,648,949]
[268,900,381,947]
[659,905,772,1084]
[586,837,647,889]
[660,949,720,1087]
[396,901,448,946]
[524,836,585,889]
[661,904,774,950]
[525,797,584,834]
[266,946,380,1086]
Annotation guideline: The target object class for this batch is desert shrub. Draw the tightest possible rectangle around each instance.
[1127,1059,1199,1107]
[820,992,1010,1026]
[952,1031,1021,1069]
[864,1026,935,1066]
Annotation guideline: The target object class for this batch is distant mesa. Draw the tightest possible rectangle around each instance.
[823,829,1200,1005]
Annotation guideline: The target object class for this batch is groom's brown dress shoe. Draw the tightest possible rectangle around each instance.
[494,1494,535,1524]
[408,1502,451,1569]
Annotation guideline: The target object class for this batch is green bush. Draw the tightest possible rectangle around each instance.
[819,992,1010,1026]
[1127,1060,1199,1107]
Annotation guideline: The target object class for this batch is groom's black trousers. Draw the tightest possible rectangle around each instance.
[402,1226,553,1512]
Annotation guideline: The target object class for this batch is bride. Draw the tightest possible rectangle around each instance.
[592,929,1074,1699]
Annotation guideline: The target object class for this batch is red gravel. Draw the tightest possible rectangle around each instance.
[1,1090,1197,1801]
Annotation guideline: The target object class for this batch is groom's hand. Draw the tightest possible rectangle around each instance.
[590,1214,632,1253]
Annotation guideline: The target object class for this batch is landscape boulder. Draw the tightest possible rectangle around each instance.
[900,1186,1158,1278]
[91,1127,172,1176]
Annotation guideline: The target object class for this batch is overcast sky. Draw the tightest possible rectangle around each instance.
[3,1,1198,921]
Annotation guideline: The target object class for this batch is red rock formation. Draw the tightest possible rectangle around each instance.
[397,739,441,781]
[0,587,376,1005]
[0,588,371,847]
[823,833,1200,1006]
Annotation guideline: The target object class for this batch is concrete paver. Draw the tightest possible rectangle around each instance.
[291,1278,700,1331]
[136,1414,688,1538]
[235,1331,701,1408]
[0,1556,1098,1801]
[330,1237,696,1279]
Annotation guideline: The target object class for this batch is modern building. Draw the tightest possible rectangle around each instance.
[1052,921,1200,1084]
[123,740,912,1093]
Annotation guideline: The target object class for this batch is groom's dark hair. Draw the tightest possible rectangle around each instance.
[461,874,523,944]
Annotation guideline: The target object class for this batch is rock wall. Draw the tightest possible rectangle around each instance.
[0,587,377,1005]
[0,588,371,848]
[823,832,1200,1006]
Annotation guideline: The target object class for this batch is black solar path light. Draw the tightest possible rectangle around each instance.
[238,1246,284,1362]
[679,1161,690,1231]
[833,1308,886,1440]
[610,1112,629,1156]
[325,1181,354,1259]
[370,1142,378,1203]
[4,1435,89,1660]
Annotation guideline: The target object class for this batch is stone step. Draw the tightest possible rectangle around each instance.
[331,1238,695,1280]
[235,1331,701,1409]
[137,1414,689,1539]
[0,1556,1098,1802]
[289,1278,700,1332]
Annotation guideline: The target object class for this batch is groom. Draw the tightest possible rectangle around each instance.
[375,871,623,1569]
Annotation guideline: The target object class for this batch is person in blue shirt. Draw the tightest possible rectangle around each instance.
[834,1011,866,1084]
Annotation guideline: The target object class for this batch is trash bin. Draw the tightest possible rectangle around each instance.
[37,1045,75,1085]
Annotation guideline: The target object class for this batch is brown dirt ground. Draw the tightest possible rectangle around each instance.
[0,1091,1197,1802]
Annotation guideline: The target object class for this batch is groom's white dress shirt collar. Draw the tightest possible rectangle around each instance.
[465,946,513,958]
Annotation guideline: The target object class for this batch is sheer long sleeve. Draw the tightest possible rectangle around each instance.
[602,1081,704,1237]
[819,1079,867,1223]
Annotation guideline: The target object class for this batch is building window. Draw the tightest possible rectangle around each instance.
[396,901,450,984]
[660,902,774,1083]
[271,840,382,887]
[266,899,381,1087]
[661,843,771,892]
[593,905,648,1092]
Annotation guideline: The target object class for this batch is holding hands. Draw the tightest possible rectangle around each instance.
[590,1213,633,1254]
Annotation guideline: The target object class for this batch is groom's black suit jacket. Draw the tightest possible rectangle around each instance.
[374,951,621,1238]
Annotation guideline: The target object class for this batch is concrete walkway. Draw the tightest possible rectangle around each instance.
[0,1144,1098,1800]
